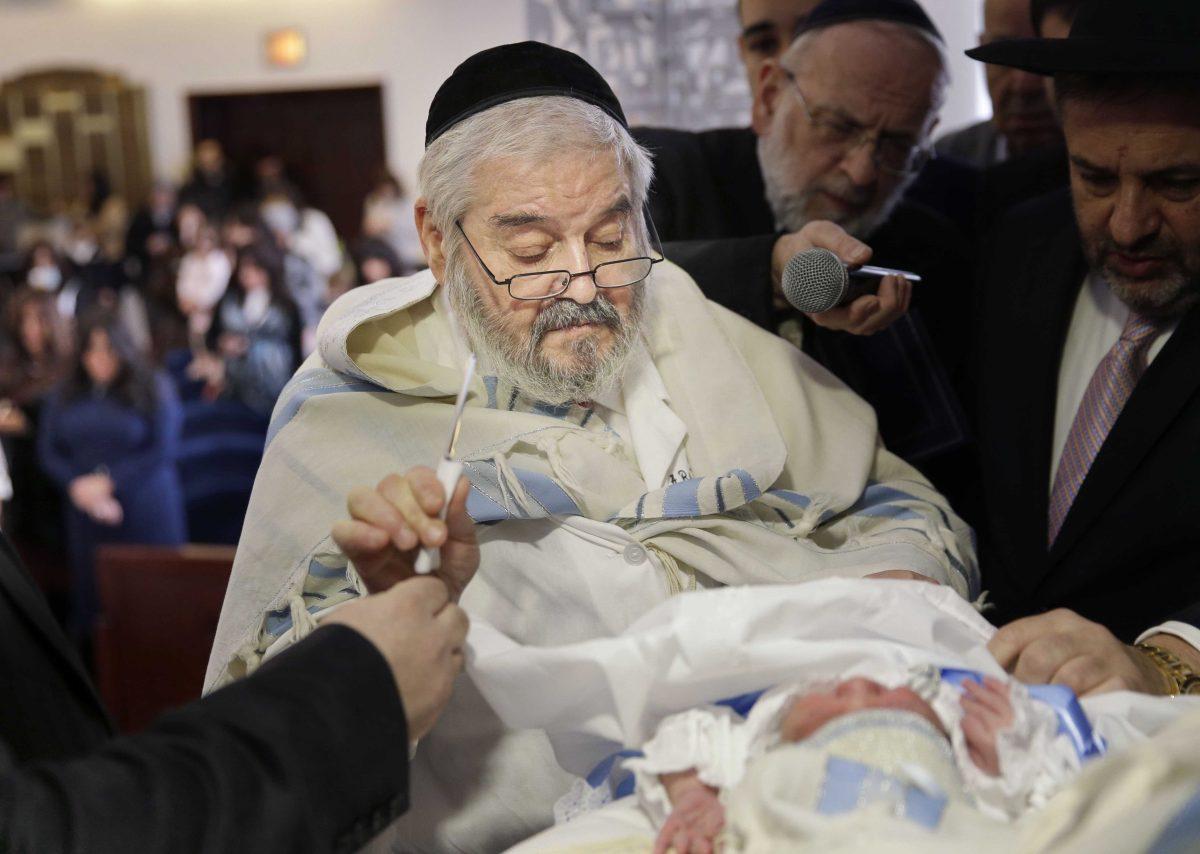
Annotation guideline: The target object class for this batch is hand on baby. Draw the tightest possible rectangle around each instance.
[959,676,1015,776]
[656,771,724,854]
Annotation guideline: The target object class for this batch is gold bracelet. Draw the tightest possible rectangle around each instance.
[1135,642,1200,696]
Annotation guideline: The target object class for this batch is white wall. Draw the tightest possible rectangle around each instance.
[0,0,988,198]
[924,0,991,134]
[0,0,527,194]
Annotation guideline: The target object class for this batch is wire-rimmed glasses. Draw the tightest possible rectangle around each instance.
[455,220,663,301]
[780,68,933,177]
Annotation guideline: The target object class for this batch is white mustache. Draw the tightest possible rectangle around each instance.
[531,296,621,342]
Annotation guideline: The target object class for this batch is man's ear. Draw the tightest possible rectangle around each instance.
[415,198,446,282]
[751,59,783,137]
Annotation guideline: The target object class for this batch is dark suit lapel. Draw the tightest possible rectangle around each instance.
[1006,223,1087,591]
[1050,304,1200,562]
[0,538,111,726]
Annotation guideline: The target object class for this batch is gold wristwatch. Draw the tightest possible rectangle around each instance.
[1136,642,1200,696]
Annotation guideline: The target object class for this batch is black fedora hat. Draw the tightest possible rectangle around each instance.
[966,0,1200,76]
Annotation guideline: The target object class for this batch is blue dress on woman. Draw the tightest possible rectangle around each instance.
[37,373,187,635]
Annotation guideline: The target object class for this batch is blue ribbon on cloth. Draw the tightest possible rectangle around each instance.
[939,667,1106,760]
[584,748,644,801]
[714,688,767,718]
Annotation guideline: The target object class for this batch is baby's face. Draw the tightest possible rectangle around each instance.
[779,677,945,743]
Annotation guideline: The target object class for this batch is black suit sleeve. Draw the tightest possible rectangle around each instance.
[0,625,409,854]
[663,234,778,328]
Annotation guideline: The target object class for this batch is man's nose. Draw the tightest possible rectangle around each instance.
[557,243,599,304]
[840,140,879,188]
[559,273,597,306]
[1109,184,1161,248]
[1012,68,1044,95]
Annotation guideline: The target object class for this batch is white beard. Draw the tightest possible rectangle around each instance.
[445,256,644,405]
[757,133,914,239]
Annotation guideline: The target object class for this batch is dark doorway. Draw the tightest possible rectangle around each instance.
[188,85,386,241]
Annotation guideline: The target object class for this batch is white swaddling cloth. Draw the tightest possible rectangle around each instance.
[466,579,1200,826]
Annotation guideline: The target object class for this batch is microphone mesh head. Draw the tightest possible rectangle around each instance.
[782,248,848,313]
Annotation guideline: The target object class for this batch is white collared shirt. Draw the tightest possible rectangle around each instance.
[591,343,691,490]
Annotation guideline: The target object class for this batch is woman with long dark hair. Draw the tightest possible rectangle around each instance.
[0,287,72,413]
[190,240,301,416]
[0,288,74,546]
[37,312,186,637]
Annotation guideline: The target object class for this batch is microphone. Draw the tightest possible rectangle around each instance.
[782,248,922,314]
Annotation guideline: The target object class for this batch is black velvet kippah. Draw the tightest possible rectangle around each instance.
[425,41,628,147]
[795,0,942,43]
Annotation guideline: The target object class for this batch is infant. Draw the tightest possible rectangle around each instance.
[623,667,1096,853]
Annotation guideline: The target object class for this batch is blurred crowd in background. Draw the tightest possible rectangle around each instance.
[0,139,425,644]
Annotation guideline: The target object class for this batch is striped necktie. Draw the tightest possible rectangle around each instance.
[1048,311,1163,545]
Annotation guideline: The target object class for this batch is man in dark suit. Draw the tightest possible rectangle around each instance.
[123,181,178,287]
[934,0,1060,171]
[0,466,475,851]
[635,0,976,508]
[969,0,1200,697]
[969,0,1082,234]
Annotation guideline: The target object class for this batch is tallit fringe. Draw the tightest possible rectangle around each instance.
[347,561,368,596]
[647,543,697,596]
[491,452,540,517]
[534,433,595,501]
[221,592,322,688]
[284,593,321,647]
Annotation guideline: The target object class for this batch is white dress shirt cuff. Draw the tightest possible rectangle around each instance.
[1135,621,1200,656]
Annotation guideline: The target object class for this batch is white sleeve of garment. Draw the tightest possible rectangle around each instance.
[623,686,797,828]
[175,257,199,303]
[808,444,981,599]
[295,209,343,277]
[1136,621,1200,656]
[0,443,11,501]
[200,252,232,307]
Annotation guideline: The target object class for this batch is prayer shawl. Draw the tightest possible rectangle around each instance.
[205,261,977,852]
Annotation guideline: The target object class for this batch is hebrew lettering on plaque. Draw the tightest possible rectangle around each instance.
[527,0,751,130]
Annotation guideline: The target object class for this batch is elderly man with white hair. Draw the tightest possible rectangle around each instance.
[637,0,978,510]
[204,41,976,852]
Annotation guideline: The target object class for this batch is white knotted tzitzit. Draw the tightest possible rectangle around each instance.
[1048,311,1163,544]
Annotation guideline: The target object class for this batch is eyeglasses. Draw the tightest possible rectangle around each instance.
[780,69,932,177]
[455,220,663,301]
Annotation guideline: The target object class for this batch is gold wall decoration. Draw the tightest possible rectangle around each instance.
[0,67,152,218]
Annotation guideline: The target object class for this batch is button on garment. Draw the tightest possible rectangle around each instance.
[623,543,648,565]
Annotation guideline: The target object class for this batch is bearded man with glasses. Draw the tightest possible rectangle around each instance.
[205,40,976,852]
[635,0,979,516]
